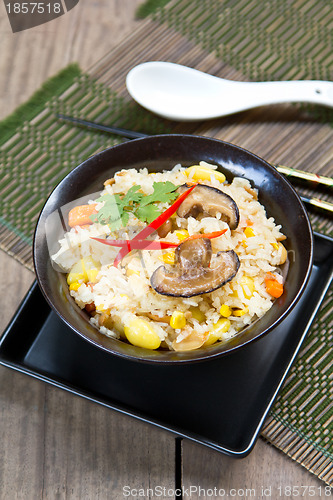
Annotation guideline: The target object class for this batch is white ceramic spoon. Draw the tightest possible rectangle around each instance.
[126,62,333,121]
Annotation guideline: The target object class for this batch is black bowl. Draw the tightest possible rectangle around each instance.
[33,135,313,363]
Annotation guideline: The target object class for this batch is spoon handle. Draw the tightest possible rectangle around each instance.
[238,80,333,109]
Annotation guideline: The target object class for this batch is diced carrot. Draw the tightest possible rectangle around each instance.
[68,204,97,227]
[185,181,200,186]
[265,273,284,298]
[265,280,283,298]
[246,219,253,226]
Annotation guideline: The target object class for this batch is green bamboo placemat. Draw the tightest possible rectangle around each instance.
[1,0,332,486]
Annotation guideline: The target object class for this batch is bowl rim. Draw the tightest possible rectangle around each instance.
[33,134,314,364]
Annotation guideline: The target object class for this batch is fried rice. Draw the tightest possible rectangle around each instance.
[51,161,287,352]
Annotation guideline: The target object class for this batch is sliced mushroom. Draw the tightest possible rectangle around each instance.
[177,184,239,229]
[156,218,172,238]
[143,312,171,323]
[99,313,126,338]
[103,178,115,186]
[150,238,240,297]
[98,312,114,329]
[176,237,212,271]
[172,329,208,351]
[244,185,258,200]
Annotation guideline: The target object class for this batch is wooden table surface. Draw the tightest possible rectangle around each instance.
[0,1,328,498]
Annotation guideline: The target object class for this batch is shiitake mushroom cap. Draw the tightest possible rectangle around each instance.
[177,184,240,230]
[150,238,240,298]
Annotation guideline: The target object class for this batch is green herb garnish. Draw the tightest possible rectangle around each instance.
[90,181,179,230]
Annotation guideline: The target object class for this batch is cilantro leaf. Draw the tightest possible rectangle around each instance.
[134,182,178,223]
[90,181,179,228]
[135,203,161,224]
[121,185,143,206]
[90,193,125,229]
[140,182,178,208]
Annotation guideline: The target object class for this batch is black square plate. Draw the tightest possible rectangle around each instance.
[1,232,332,457]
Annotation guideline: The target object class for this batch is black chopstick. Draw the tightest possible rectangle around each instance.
[57,114,148,139]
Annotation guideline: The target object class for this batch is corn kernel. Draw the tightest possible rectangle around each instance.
[67,259,86,285]
[271,242,279,250]
[189,307,206,323]
[174,229,189,241]
[170,311,187,329]
[158,251,175,264]
[124,318,161,350]
[233,307,249,317]
[204,316,232,346]
[86,268,99,283]
[96,304,111,314]
[242,239,248,249]
[126,268,140,277]
[67,257,101,285]
[244,227,255,238]
[240,276,255,299]
[69,282,81,292]
[220,304,232,317]
[203,331,220,346]
[184,165,226,183]
[212,318,231,337]
[82,257,100,282]
[67,272,85,285]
